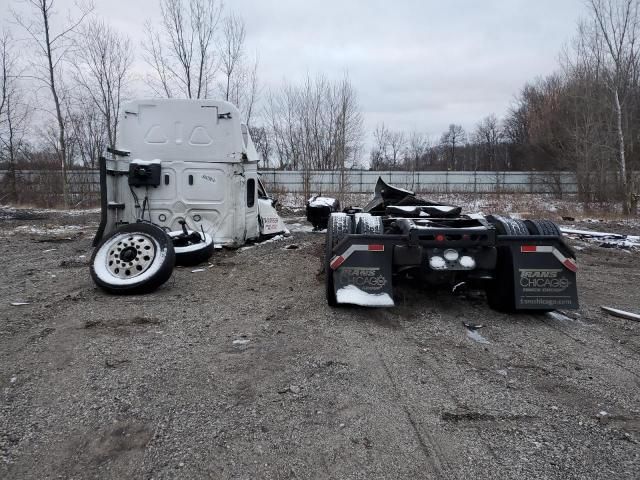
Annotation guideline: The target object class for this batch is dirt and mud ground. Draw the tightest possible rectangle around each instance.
[1,207,640,479]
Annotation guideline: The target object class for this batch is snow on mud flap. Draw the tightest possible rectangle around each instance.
[90,223,176,294]
[326,213,394,307]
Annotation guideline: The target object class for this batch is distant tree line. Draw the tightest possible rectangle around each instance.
[1,0,639,211]
[0,0,259,206]
[361,0,640,211]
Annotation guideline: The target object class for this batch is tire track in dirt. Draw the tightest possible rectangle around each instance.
[538,315,640,382]
[369,328,453,480]
[346,302,499,480]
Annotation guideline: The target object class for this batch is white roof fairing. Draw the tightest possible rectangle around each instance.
[118,99,255,163]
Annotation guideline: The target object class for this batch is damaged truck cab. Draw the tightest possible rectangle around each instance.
[94,99,286,248]
[324,178,579,311]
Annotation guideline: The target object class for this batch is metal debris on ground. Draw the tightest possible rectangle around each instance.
[601,306,640,322]
[462,321,484,330]
[560,227,640,249]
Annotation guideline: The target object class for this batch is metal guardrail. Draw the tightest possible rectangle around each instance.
[0,168,623,196]
[258,170,581,194]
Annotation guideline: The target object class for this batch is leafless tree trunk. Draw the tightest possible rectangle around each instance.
[406,132,428,189]
[68,99,107,168]
[0,33,31,202]
[588,0,640,213]
[387,131,406,170]
[14,0,92,207]
[440,124,466,170]
[220,14,245,102]
[143,0,222,99]
[74,19,132,149]
[370,123,389,170]
[264,74,363,184]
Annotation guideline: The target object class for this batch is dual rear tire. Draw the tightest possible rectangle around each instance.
[486,216,562,312]
[324,213,384,306]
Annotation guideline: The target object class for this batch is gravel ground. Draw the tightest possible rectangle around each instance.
[1,208,640,479]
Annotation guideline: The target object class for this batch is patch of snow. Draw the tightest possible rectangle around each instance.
[285,221,314,233]
[561,226,640,249]
[10,302,29,306]
[393,206,419,212]
[308,196,337,208]
[232,339,250,345]
[547,311,574,323]
[11,225,88,236]
[130,158,161,165]
[466,329,490,344]
[560,227,625,238]
[335,285,394,307]
[238,234,286,252]
[191,268,205,273]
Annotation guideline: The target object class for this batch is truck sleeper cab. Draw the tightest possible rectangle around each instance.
[94,99,286,248]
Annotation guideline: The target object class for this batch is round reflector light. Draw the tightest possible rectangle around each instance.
[443,249,459,261]
[429,256,446,270]
[459,256,476,268]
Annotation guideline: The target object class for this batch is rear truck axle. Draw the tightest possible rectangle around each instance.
[325,214,578,311]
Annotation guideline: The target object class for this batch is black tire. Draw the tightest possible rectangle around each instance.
[485,215,529,312]
[488,214,530,236]
[168,230,214,266]
[325,213,353,306]
[90,223,176,294]
[524,219,562,236]
[355,213,384,234]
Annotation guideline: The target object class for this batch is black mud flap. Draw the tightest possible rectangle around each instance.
[329,235,395,307]
[498,236,579,310]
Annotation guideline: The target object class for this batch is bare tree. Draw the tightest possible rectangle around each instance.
[249,125,271,168]
[370,123,389,170]
[264,74,363,195]
[74,19,132,149]
[13,0,93,207]
[227,52,260,125]
[0,32,12,132]
[143,0,222,99]
[404,132,429,188]
[474,114,504,170]
[219,14,246,102]
[440,124,466,170]
[242,55,259,125]
[387,130,406,169]
[0,32,32,202]
[0,33,8,124]
[67,98,107,168]
[587,0,640,213]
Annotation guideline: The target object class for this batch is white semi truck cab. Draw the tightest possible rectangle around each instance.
[93,99,286,248]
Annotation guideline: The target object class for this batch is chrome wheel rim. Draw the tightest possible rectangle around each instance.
[105,233,156,279]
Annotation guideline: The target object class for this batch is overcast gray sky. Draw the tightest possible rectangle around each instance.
[1,0,585,141]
